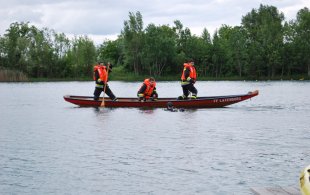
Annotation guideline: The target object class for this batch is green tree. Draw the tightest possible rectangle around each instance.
[52,32,71,77]
[2,22,56,77]
[28,27,56,78]
[294,8,310,76]
[199,28,212,77]
[242,4,284,79]
[0,35,8,67]
[282,21,297,77]
[67,36,96,78]
[4,22,31,72]
[143,24,177,76]
[215,25,248,77]
[211,32,226,78]
[97,38,123,66]
[121,11,144,75]
[173,20,192,57]
[228,27,248,77]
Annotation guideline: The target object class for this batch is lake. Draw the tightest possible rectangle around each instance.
[0,81,309,194]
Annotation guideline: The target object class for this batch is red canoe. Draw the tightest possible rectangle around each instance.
[63,90,259,108]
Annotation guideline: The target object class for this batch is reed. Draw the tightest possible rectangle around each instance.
[0,68,29,82]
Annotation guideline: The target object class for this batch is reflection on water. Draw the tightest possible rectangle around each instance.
[0,81,309,195]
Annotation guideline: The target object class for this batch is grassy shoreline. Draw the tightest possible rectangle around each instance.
[26,75,309,82]
[1,76,308,82]
[1,69,308,82]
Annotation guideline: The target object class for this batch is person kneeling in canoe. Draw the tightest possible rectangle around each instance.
[137,77,158,102]
[93,62,118,101]
[178,59,198,100]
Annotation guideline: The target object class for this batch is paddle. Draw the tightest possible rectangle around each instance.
[100,63,110,107]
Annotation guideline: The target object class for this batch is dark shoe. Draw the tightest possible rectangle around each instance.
[178,95,189,100]
[112,98,118,101]
[177,96,184,100]
[150,97,158,101]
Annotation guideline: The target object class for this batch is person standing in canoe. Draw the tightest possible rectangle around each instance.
[178,59,198,100]
[93,62,118,101]
[137,77,158,101]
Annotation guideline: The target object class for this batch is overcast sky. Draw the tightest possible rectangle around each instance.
[0,0,309,44]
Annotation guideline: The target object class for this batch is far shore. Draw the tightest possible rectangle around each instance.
[1,75,309,82]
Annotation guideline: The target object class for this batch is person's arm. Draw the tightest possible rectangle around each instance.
[151,87,158,100]
[184,67,195,83]
[184,68,190,80]
[107,64,112,73]
[95,70,101,83]
[137,84,147,100]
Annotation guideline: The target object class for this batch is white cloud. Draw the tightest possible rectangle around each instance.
[0,0,309,44]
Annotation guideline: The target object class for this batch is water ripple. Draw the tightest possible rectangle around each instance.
[0,81,310,194]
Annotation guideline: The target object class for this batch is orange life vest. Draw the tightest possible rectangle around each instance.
[181,63,197,81]
[93,65,108,83]
[142,79,156,99]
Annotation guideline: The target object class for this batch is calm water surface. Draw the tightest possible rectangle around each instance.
[0,81,309,194]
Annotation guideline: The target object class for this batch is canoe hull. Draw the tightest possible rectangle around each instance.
[63,90,259,108]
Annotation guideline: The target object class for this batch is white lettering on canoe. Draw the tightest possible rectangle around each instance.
[213,97,241,103]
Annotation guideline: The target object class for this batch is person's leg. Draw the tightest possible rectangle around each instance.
[188,84,198,98]
[104,84,117,101]
[183,85,190,98]
[93,87,102,100]
[178,85,190,100]
[150,92,158,101]
[177,85,189,100]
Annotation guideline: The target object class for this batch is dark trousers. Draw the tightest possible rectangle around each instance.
[93,84,116,100]
[182,83,198,97]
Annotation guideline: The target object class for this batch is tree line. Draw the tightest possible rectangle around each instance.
[0,4,309,81]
